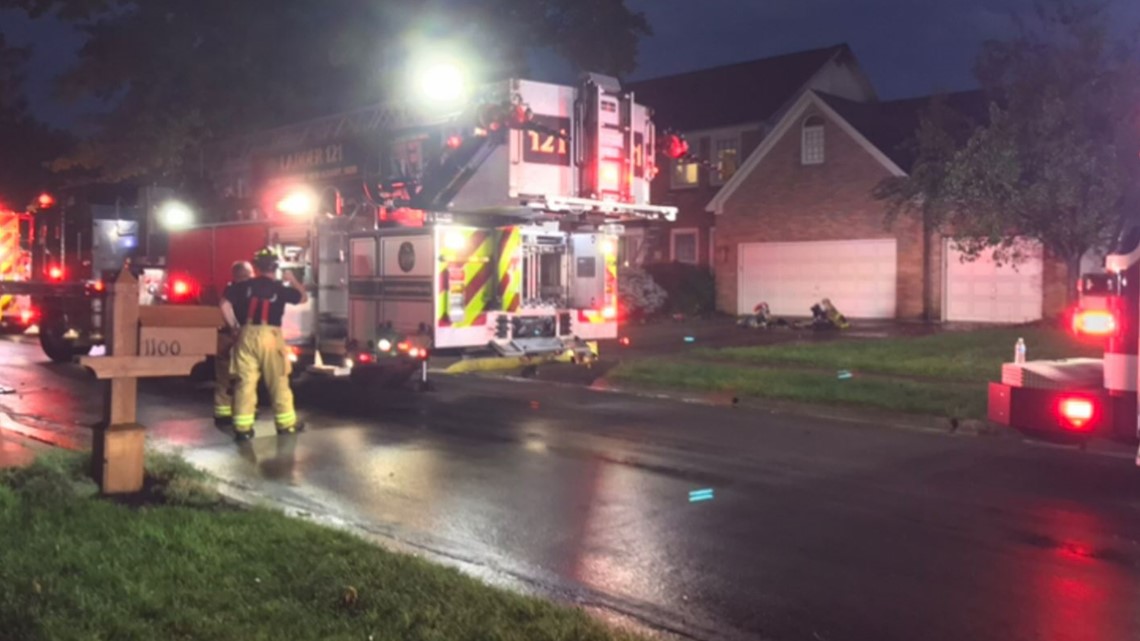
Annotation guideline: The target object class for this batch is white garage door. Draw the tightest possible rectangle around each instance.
[737,239,897,318]
[944,239,1043,323]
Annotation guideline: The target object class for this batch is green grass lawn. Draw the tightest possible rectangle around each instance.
[609,359,986,419]
[697,327,1101,382]
[609,327,1102,420]
[0,453,645,641]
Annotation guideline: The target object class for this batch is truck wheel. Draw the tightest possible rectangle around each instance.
[39,322,75,363]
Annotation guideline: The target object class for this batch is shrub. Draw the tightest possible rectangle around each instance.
[644,262,716,316]
[618,267,668,319]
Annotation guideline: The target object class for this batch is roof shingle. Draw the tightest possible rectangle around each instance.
[628,44,853,132]
[816,90,989,170]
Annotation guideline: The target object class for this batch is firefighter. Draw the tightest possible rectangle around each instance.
[222,248,307,441]
[214,260,253,427]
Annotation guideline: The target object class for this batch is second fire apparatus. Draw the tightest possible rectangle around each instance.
[164,72,678,386]
[988,221,1140,452]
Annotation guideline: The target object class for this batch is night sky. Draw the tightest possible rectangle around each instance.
[3,0,1140,129]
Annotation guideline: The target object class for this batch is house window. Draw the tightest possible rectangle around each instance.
[710,137,739,185]
[801,115,825,165]
[671,228,699,265]
[671,157,699,188]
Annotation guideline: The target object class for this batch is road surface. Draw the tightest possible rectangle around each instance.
[1,334,1139,641]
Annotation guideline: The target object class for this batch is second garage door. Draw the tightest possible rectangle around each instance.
[944,239,1043,323]
[737,239,897,318]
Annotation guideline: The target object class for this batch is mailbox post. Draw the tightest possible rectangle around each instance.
[80,269,222,494]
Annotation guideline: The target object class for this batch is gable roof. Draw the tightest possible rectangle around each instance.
[815,90,988,170]
[627,44,855,132]
[706,88,989,214]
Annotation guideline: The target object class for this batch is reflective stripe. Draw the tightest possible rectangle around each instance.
[274,412,296,427]
[214,406,233,417]
[233,414,255,428]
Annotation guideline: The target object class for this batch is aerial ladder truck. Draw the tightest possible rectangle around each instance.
[161,72,679,389]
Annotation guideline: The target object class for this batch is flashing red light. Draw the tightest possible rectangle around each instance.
[397,341,410,352]
[1072,309,1116,336]
[446,135,463,149]
[19,308,35,324]
[599,162,621,189]
[408,347,421,358]
[92,280,105,292]
[619,336,631,346]
[37,192,55,209]
[356,352,373,364]
[1058,397,1096,431]
[172,279,191,297]
[602,306,617,320]
[662,133,689,160]
[48,266,63,280]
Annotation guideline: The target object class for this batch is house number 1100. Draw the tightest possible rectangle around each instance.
[142,338,182,357]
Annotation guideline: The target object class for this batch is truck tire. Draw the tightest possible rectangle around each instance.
[39,322,75,363]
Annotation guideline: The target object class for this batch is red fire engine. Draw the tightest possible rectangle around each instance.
[988,227,1140,448]
[161,72,678,388]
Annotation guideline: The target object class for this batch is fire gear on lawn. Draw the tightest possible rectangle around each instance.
[226,265,303,437]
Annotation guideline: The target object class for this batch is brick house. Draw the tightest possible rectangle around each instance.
[706,88,1079,323]
[624,44,876,269]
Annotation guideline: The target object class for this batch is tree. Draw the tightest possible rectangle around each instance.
[877,0,1140,305]
[0,33,72,209]
[1,0,650,183]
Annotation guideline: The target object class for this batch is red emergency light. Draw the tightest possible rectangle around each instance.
[48,266,63,280]
[661,133,689,160]
[355,352,373,364]
[166,275,198,303]
[1057,396,1096,431]
[602,305,617,320]
[446,135,463,150]
[37,193,55,209]
[1072,309,1117,337]
[20,308,35,325]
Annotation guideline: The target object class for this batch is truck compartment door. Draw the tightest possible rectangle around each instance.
[569,233,605,311]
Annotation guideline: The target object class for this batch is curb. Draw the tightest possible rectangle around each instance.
[493,373,1005,440]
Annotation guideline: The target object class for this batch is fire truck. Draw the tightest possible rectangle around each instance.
[988,223,1140,449]
[0,194,147,362]
[0,208,35,333]
[163,72,678,387]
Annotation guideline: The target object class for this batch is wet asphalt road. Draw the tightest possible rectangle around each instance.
[2,335,1140,641]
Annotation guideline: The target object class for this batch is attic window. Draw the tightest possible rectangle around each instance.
[801,115,825,165]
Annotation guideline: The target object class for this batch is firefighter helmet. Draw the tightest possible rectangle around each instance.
[252,247,279,272]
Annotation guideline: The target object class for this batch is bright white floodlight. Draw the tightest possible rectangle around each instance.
[414,56,469,105]
[158,200,194,229]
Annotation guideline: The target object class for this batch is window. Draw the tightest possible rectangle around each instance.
[671,158,699,188]
[671,228,699,265]
[801,115,825,165]
[710,137,739,185]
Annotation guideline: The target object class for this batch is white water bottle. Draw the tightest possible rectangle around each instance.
[1014,337,1026,364]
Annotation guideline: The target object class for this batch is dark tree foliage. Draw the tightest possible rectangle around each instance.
[0,33,71,208]
[1,0,650,182]
[877,0,1140,300]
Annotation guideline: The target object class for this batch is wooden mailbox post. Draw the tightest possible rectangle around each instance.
[80,269,222,494]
